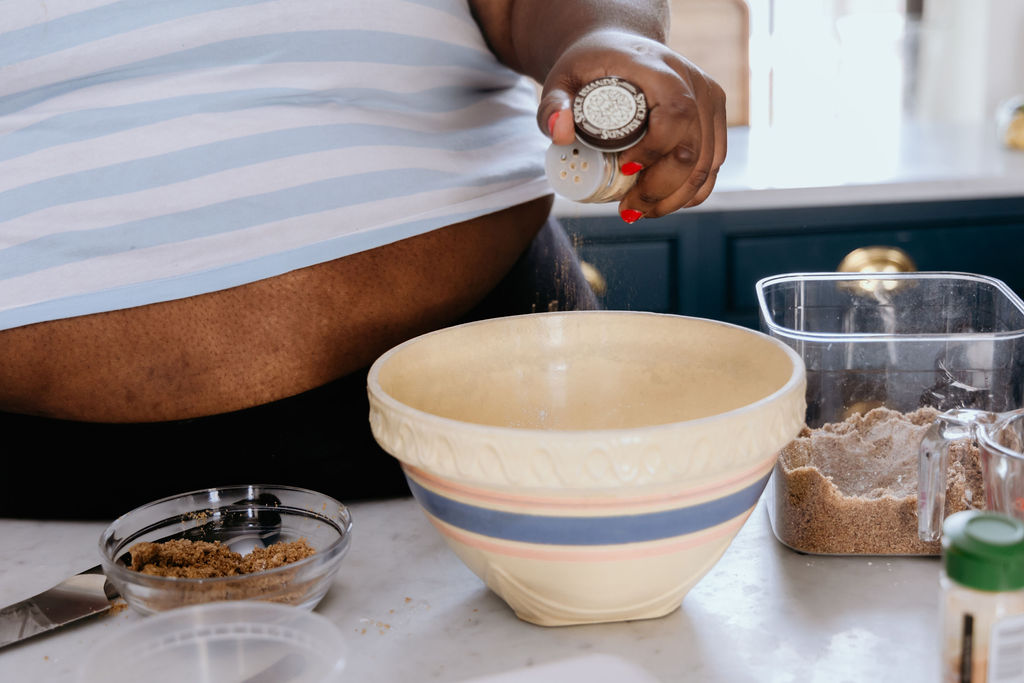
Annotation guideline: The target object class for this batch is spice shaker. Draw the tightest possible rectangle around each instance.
[940,510,1024,682]
[545,76,648,203]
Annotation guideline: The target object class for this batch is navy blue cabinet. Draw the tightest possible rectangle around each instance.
[564,196,1024,329]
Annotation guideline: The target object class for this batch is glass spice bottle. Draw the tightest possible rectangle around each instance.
[941,510,1024,683]
[544,76,648,203]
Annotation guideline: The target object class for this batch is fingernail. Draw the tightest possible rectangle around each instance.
[547,111,560,136]
[620,161,644,176]
[620,209,643,224]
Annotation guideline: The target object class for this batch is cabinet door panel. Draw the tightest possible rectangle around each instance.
[564,197,1024,329]
[727,222,1024,323]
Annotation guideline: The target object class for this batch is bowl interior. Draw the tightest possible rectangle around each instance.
[374,312,797,430]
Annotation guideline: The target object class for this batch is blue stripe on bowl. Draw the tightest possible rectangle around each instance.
[405,473,771,546]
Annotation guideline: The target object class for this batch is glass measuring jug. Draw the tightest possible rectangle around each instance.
[920,409,1024,542]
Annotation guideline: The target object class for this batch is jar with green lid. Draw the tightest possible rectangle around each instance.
[941,510,1024,682]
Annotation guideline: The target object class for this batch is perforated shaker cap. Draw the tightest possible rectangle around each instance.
[572,77,648,152]
[544,142,611,202]
[544,142,638,203]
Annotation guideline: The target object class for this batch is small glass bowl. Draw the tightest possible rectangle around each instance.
[99,484,352,614]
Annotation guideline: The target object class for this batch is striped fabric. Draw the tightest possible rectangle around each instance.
[0,0,551,331]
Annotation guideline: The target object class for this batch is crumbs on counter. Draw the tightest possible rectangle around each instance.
[106,600,129,617]
[356,617,392,635]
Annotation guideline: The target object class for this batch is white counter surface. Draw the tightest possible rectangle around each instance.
[554,122,1024,218]
[1,497,943,682]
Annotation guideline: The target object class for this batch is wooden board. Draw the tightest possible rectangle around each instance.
[667,0,750,126]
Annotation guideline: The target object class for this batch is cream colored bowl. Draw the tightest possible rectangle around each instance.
[367,311,805,626]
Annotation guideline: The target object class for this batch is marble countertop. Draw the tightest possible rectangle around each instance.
[554,121,1024,218]
[0,496,943,682]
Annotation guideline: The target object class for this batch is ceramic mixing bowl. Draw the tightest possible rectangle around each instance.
[367,311,806,626]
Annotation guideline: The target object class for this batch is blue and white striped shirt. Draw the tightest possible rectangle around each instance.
[0,0,551,330]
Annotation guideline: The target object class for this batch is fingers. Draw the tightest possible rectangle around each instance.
[617,89,703,219]
[616,69,727,220]
[536,43,728,221]
[537,89,574,145]
[682,79,727,209]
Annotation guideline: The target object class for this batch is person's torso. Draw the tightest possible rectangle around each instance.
[0,0,554,422]
[0,0,550,330]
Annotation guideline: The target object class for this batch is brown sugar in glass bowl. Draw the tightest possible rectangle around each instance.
[99,485,352,614]
[127,537,317,578]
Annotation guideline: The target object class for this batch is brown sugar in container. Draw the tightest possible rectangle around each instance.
[773,407,983,556]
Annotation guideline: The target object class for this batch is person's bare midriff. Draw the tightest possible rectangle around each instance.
[0,196,552,423]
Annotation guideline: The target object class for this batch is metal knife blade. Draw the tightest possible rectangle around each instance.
[0,566,119,649]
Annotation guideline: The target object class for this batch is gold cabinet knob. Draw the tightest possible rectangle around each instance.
[580,260,607,297]
[837,246,916,274]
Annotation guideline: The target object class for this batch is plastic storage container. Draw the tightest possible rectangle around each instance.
[756,272,1024,555]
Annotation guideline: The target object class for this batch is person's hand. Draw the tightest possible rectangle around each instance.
[537,30,727,222]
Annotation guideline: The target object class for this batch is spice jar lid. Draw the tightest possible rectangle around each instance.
[942,510,1024,592]
[572,77,648,152]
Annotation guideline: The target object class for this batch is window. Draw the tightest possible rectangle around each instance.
[747,0,917,132]
[747,0,1024,130]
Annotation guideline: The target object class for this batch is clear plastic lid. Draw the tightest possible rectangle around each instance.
[79,601,347,683]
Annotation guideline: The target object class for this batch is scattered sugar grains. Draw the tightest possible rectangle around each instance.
[774,407,983,555]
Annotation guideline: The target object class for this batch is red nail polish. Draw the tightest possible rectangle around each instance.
[547,111,560,136]
[620,161,643,176]
[620,209,643,224]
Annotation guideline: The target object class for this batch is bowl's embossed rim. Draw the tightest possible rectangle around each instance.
[367,312,807,491]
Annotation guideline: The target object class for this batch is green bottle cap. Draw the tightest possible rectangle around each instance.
[942,510,1024,592]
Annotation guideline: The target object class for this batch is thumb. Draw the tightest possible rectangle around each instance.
[537,88,575,145]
